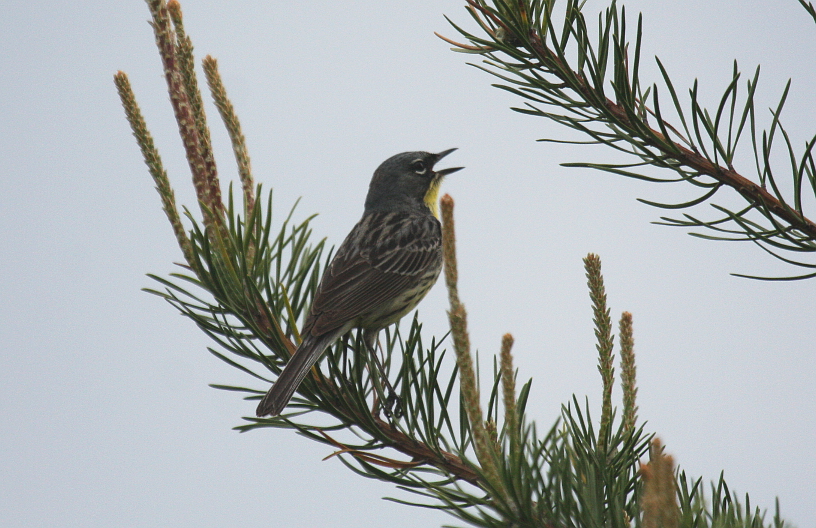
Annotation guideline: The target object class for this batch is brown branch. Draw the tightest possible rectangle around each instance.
[258,374,483,485]
[371,416,482,485]
[303,373,484,485]
[531,35,816,240]
[251,321,482,485]
[462,0,816,242]
[318,430,424,469]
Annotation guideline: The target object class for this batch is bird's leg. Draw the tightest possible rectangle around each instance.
[364,331,403,419]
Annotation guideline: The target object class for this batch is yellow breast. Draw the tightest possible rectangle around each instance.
[424,178,442,219]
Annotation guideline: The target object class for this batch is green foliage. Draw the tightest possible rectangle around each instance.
[443,0,816,280]
[145,190,326,388]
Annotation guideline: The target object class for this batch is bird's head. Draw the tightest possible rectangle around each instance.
[365,149,463,218]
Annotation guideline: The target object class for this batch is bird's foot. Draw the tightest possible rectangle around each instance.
[383,390,404,420]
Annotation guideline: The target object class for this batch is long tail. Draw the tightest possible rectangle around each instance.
[256,331,338,417]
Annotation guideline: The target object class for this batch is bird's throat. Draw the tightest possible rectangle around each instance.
[424,177,442,219]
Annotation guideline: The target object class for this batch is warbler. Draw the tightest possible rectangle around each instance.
[256,149,462,417]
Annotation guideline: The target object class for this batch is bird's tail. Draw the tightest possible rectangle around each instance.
[256,331,339,417]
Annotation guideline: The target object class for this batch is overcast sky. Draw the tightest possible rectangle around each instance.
[2,1,815,527]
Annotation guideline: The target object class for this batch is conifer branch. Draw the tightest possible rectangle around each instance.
[445,0,816,279]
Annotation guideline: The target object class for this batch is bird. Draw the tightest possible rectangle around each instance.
[256,149,463,417]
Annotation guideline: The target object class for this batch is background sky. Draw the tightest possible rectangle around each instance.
[2,1,815,527]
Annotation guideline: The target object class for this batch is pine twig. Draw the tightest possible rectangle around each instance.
[584,253,614,451]
[440,193,506,497]
[641,438,680,528]
[114,71,194,269]
[619,311,638,432]
[146,0,225,232]
[202,56,256,215]
[499,333,519,461]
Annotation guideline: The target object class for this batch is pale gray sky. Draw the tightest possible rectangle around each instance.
[2,1,815,527]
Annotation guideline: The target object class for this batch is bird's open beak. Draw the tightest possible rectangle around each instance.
[432,148,464,177]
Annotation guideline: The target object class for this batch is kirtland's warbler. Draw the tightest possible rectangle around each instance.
[256,149,462,417]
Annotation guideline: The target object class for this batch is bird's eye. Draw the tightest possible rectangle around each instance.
[411,160,427,174]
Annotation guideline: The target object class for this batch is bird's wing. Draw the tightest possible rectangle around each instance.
[307,210,442,336]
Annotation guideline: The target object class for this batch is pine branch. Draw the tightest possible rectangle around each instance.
[520,24,816,242]
[443,0,816,279]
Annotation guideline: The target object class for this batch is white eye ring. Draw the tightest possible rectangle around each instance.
[411,159,427,174]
